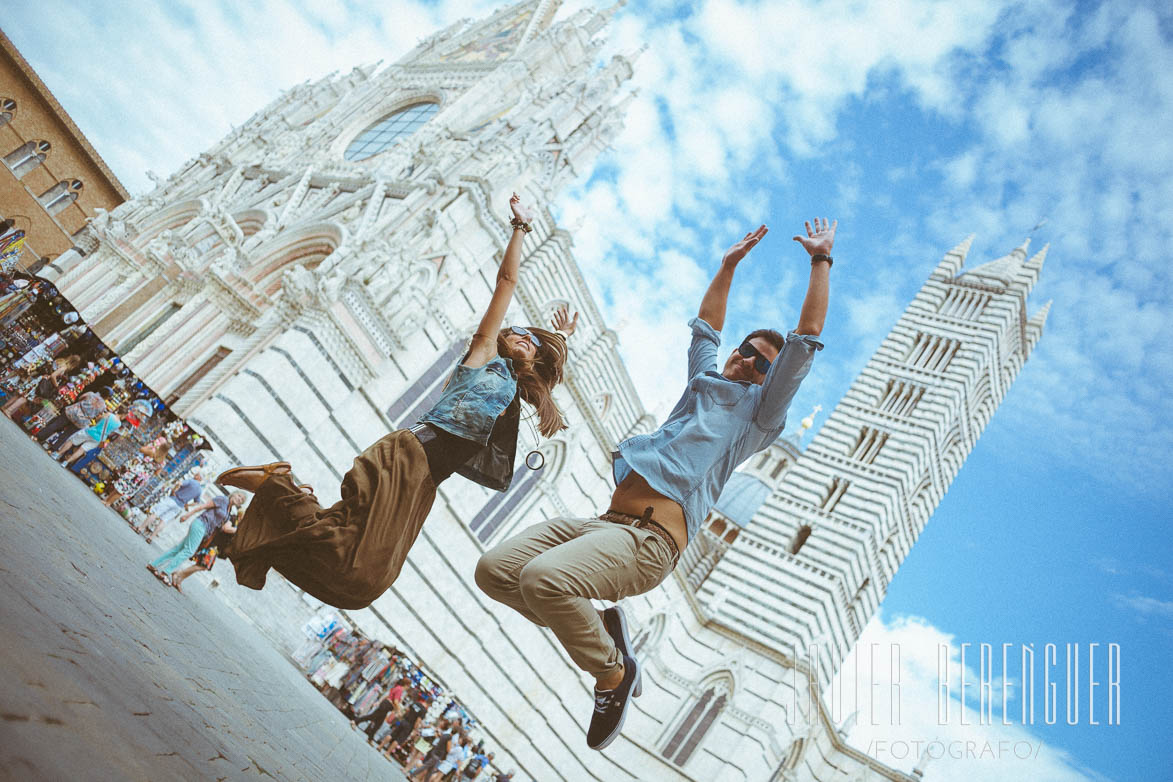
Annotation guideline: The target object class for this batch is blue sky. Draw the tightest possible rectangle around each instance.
[5,1,1170,779]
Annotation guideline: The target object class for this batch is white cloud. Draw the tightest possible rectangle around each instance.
[1111,593,1173,622]
[830,611,1113,782]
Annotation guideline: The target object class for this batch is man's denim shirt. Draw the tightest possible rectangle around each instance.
[612,317,824,544]
[421,356,517,446]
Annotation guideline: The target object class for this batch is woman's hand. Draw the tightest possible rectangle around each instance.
[792,217,837,257]
[509,192,534,224]
[551,304,579,337]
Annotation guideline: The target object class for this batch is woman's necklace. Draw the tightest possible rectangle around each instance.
[521,409,544,471]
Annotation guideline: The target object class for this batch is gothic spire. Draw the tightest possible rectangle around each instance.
[931,233,974,279]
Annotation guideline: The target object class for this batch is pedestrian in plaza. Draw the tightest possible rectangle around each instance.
[53,410,121,467]
[34,386,108,447]
[462,748,493,781]
[163,515,238,592]
[428,732,470,782]
[218,192,576,609]
[134,471,205,542]
[147,491,246,592]
[492,771,514,782]
[476,218,836,750]
[353,677,408,741]
[382,689,428,761]
[1,353,79,420]
[407,722,452,779]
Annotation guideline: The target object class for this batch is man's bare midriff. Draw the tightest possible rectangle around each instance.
[609,471,688,554]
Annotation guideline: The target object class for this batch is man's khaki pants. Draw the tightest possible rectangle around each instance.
[475,516,679,677]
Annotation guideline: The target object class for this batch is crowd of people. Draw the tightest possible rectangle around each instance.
[0,268,230,592]
[293,616,514,782]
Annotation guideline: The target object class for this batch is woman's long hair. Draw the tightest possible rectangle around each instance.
[497,326,568,437]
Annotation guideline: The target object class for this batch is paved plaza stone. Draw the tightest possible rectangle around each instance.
[0,416,406,782]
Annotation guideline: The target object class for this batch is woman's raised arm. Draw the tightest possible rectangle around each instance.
[465,192,533,368]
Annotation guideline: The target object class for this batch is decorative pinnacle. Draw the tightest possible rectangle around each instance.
[1025,242,1049,269]
[947,234,975,264]
[622,42,649,65]
[1010,237,1031,261]
[799,404,823,437]
[1027,299,1053,330]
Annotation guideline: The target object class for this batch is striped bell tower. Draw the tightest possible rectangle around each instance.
[688,236,1051,689]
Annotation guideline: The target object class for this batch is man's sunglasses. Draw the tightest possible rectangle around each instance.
[737,341,772,374]
[511,326,541,348]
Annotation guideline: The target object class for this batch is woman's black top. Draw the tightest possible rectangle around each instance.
[410,422,481,486]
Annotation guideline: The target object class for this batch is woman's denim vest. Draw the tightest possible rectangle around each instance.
[420,356,520,492]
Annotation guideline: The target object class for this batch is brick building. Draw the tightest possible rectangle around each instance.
[1,28,129,273]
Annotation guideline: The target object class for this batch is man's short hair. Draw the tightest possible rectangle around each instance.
[744,328,785,352]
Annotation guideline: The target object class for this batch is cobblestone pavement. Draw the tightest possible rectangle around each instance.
[0,417,406,781]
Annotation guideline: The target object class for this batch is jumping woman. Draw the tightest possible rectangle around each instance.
[217,192,574,609]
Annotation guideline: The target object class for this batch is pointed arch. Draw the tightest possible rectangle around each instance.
[0,97,16,127]
[781,737,805,772]
[39,179,84,215]
[661,670,734,767]
[789,524,812,555]
[632,612,666,655]
[135,199,203,242]
[232,209,269,238]
[4,139,50,178]
[248,223,343,296]
[591,391,612,420]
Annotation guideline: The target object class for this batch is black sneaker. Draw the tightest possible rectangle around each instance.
[587,652,639,750]
[602,606,641,697]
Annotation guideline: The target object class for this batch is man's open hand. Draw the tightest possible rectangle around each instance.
[792,217,837,257]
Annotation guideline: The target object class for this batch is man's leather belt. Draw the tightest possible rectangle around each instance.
[599,507,680,561]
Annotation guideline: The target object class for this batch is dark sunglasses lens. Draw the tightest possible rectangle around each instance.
[512,326,540,347]
[738,342,769,373]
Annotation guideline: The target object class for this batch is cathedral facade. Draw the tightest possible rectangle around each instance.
[43,2,1048,781]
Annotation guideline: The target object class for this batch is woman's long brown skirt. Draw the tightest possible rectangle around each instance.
[225,430,436,609]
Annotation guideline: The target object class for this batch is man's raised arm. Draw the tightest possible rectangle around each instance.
[791,217,836,336]
[697,225,768,332]
[753,217,837,430]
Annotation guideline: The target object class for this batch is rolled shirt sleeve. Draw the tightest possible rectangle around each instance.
[753,331,824,430]
[687,316,721,380]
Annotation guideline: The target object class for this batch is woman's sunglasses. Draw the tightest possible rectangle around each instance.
[737,341,772,374]
[511,326,541,348]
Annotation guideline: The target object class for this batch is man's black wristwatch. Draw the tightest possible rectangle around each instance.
[811,253,833,267]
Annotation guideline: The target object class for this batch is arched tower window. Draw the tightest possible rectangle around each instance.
[0,98,16,127]
[632,613,666,655]
[662,677,732,767]
[789,524,812,555]
[39,179,84,215]
[4,139,51,178]
[344,102,439,161]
